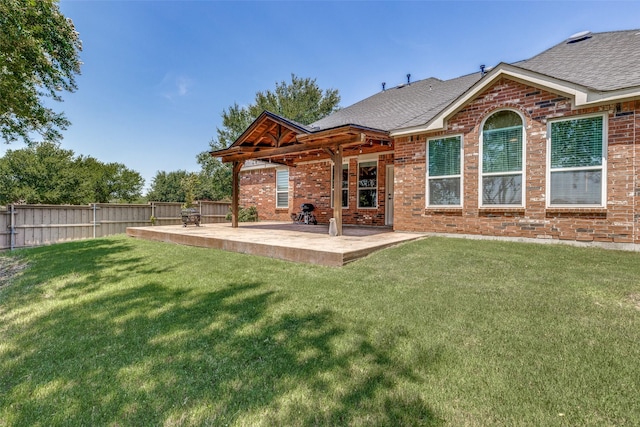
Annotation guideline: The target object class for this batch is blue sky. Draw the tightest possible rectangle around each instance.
[5,1,640,192]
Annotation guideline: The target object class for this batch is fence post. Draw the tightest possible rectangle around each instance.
[92,203,97,238]
[9,204,15,251]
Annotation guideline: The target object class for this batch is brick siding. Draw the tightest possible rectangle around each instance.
[239,78,638,245]
[394,78,640,244]
[240,155,393,226]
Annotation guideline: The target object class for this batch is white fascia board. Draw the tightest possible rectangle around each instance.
[390,64,640,137]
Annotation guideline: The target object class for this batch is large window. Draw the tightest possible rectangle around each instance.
[548,114,605,206]
[276,169,289,208]
[331,163,348,208]
[481,110,524,206]
[358,160,377,208]
[427,135,462,206]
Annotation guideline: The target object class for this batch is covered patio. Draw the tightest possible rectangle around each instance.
[209,111,393,235]
[126,222,424,266]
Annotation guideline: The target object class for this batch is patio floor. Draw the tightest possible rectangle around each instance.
[126,222,425,266]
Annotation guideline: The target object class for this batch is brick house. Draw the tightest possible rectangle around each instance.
[212,29,640,247]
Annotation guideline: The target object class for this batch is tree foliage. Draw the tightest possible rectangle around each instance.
[249,74,341,126]
[196,74,341,201]
[145,170,190,203]
[0,0,83,144]
[78,156,145,203]
[0,142,144,204]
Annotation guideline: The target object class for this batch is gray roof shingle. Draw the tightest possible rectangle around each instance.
[311,29,640,133]
[311,74,482,132]
[517,29,640,91]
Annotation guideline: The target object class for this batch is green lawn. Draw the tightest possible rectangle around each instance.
[1,235,639,426]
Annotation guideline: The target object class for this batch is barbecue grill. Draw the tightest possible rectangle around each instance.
[291,203,318,225]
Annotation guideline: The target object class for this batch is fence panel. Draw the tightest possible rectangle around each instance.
[0,207,9,250]
[98,204,152,236]
[200,201,230,223]
[1,201,231,250]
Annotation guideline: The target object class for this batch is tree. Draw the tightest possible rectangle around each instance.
[0,142,89,204]
[199,74,341,200]
[77,156,144,203]
[0,0,83,144]
[146,170,190,203]
[249,74,341,125]
[0,142,144,204]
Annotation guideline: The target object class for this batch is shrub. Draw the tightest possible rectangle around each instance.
[226,206,258,222]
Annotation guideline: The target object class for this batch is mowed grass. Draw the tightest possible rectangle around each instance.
[1,235,639,426]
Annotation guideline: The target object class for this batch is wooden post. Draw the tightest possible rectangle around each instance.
[331,145,343,236]
[231,161,244,228]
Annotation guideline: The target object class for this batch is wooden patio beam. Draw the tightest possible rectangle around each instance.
[231,160,244,228]
[330,145,343,236]
[218,133,366,163]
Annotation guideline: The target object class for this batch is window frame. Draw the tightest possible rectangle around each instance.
[357,159,378,209]
[275,168,289,209]
[478,109,526,208]
[331,163,349,208]
[426,134,464,208]
[546,113,607,208]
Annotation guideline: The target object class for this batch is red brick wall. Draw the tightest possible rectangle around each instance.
[394,78,640,244]
[239,153,393,226]
[239,168,290,221]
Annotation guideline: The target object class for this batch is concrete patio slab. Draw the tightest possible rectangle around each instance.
[126,222,425,266]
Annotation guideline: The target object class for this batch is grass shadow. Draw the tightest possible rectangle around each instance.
[2,262,442,425]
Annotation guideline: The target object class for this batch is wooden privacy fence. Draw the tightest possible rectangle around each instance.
[0,201,230,250]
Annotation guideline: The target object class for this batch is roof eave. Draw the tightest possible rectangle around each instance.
[390,63,640,137]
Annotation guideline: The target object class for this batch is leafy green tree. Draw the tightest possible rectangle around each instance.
[199,74,341,200]
[146,170,190,202]
[0,142,144,204]
[249,74,341,125]
[0,0,83,144]
[77,157,144,203]
[0,142,89,204]
[195,146,232,201]
[181,172,199,208]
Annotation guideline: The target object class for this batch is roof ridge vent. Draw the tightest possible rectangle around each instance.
[567,30,592,44]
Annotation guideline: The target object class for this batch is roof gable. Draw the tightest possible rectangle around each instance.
[391,58,640,136]
[228,110,312,151]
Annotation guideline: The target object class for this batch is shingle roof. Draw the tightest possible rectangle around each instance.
[311,29,640,133]
[517,29,640,92]
[311,74,482,132]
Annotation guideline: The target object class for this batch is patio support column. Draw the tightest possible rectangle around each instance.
[231,160,244,228]
[331,145,343,236]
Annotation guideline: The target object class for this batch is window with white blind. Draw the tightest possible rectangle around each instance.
[275,169,289,208]
[548,114,606,206]
[480,110,525,206]
[427,135,462,206]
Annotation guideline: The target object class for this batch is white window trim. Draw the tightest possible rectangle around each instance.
[331,163,349,209]
[546,113,607,208]
[478,109,526,208]
[275,168,289,209]
[426,134,464,208]
[357,159,378,209]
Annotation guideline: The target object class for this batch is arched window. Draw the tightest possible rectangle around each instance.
[480,110,524,206]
